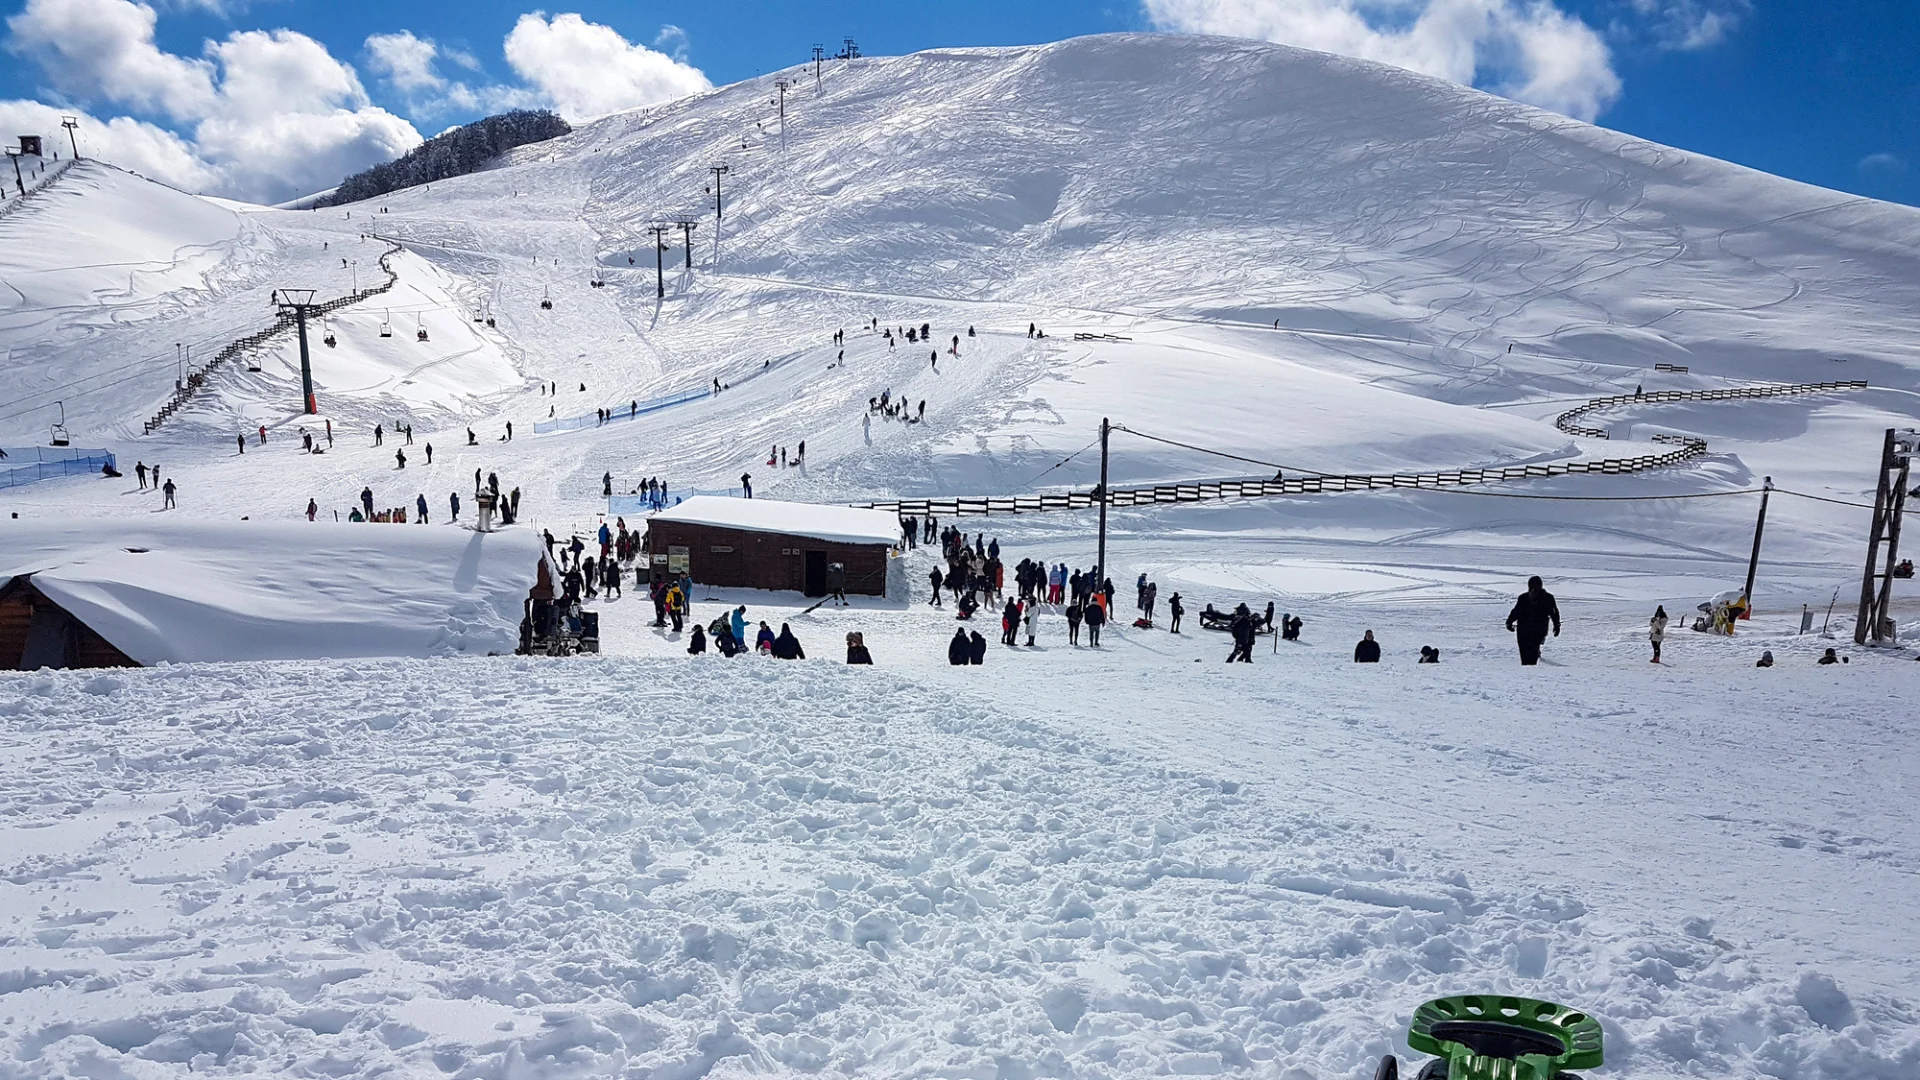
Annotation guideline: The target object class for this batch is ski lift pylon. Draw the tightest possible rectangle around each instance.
[49,400,69,447]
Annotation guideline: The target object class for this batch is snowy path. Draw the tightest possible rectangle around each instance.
[1,656,1913,1079]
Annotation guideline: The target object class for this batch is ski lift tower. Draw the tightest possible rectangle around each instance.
[840,37,860,60]
[1854,428,1917,644]
[272,289,321,414]
[4,145,22,197]
[61,116,79,160]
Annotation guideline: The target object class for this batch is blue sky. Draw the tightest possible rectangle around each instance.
[2,0,1914,206]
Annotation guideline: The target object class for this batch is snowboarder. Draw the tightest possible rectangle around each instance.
[1648,605,1668,663]
[1505,576,1561,666]
[1354,630,1381,663]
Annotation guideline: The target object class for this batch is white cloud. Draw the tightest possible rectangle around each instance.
[1141,0,1622,121]
[4,0,215,121]
[365,30,445,93]
[1858,153,1906,175]
[0,99,219,190]
[1624,0,1748,52]
[4,0,421,203]
[504,12,709,120]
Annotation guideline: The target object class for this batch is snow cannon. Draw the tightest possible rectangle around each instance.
[1374,996,1602,1080]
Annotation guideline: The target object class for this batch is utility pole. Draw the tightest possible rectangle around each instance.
[812,45,825,89]
[1742,476,1772,620]
[675,220,699,269]
[1854,428,1917,644]
[272,289,321,414]
[61,116,79,160]
[648,224,673,298]
[4,146,21,197]
[1094,417,1110,594]
[708,163,729,220]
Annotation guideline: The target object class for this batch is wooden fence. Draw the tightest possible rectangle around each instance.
[143,244,406,434]
[1553,379,1867,440]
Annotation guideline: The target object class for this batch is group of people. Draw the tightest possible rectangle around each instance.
[130,460,177,509]
[682,604,813,661]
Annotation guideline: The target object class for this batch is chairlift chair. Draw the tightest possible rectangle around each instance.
[49,400,70,447]
[540,286,554,311]
[322,319,337,348]
[247,347,262,372]
[416,313,429,342]
[379,309,392,338]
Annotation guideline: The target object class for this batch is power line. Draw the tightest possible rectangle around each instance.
[1009,435,1103,494]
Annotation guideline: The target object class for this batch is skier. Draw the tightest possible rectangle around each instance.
[161,477,176,509]
[1354,630,1381,663]
[1648,605,1668,663]
[1505,575,1561,666]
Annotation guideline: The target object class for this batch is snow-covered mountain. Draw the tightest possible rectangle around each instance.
[3,31,1919,1080]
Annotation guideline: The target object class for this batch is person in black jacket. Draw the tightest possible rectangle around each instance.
[772,624,805,659]
[948,628,970,665]
[1168,592,1184,634]
[1085,598,1106,646]
[968,630,987,665]
[687,625,707,655]
[1354,630,1381,663]
[1505,575,1561,666]
[1227,605,1255,663]
[846,632,873,665]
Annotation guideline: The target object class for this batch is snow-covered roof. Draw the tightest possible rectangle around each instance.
[649,496,899,547]
[0,519,544,664]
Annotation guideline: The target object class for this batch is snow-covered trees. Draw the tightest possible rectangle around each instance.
[316,110,569,207]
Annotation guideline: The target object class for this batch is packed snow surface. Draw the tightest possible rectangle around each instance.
[0,520,541,662]
[650,496,903,546]
[0,28,1917,1080]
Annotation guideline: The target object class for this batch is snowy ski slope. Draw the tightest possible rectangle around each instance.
[0,30,1917,1080]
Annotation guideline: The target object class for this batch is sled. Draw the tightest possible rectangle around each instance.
[1197,609,1274,634]
[1373,996,1601,1080]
